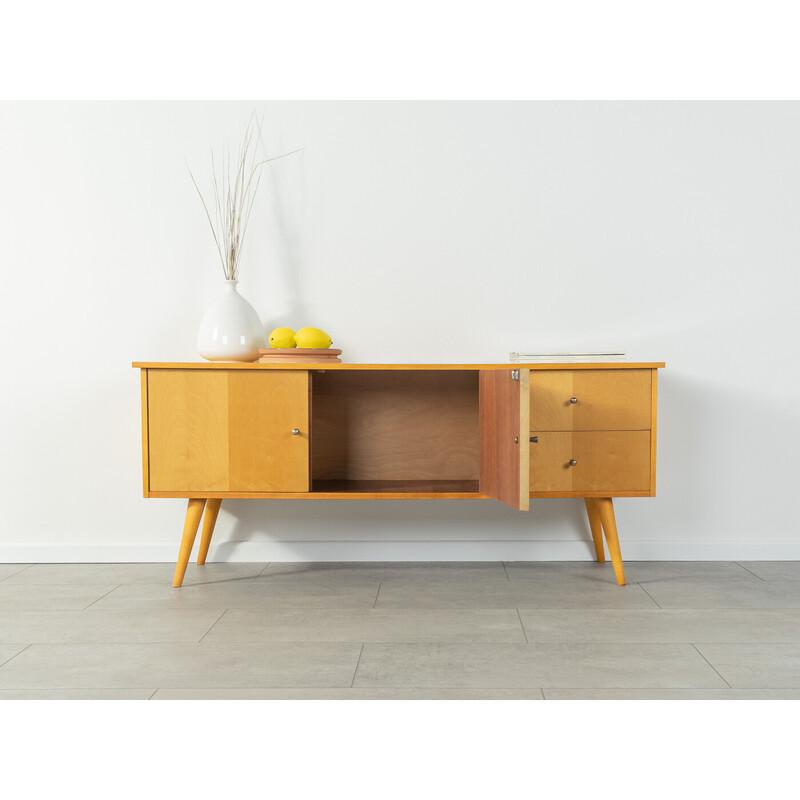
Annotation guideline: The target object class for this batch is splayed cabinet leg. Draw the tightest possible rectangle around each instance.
[584,498,606,563]
[197,499,222,565]
[174,498,206,587]
[596,498,626,586]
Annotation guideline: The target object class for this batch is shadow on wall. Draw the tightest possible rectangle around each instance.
[210,496,595,562]
[609,369,800,547]
[258,141,308,334]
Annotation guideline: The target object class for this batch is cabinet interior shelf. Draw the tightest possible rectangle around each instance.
[311,479,481,497]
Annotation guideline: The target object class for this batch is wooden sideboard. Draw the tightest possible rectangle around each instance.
[134,362,664,587]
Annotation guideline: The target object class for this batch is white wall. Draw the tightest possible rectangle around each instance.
[1,101,798,562]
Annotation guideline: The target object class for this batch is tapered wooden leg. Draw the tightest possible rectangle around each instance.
[173,499,206,588]
[197,499,221,565]
[584,498,606,562]
[596,498,626,585]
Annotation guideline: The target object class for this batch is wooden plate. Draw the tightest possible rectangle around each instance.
[258,348,342,363]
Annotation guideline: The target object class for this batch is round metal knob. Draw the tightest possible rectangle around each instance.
[569,397,578,404]
[569,459,577,466]
[291,428,300,436]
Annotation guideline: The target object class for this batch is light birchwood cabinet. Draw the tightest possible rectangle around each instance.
[135,361,663,587]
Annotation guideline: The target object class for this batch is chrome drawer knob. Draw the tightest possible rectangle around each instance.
[569,459,577,466]
[569,397,578,404]
[291,428,300,436]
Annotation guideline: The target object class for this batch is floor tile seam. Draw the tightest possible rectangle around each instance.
[515,609,529,643]
[541,685,745,694]
[0,565,36,582]
[350,683,627,690]
[136,686,550,692]
[516,605,671,611]
[0,644,32,669]
[637,584,663,608]
[352,640,738,649]
[514,609,760,615]
[193,638,537,644]
[7,683,770,693]
[0,683,741,691]
[89,604,649,611]
[2,639,305,645]
[0,684,356,692]
[350,644,365,688]
[93,604,400,611]
[14,638,800,649]
[198,609,231,643]
[4,605,677,612]
[507,639,800,645]
[734,562,768,581]
[373,606,664,611]
[193,607,527,615]
[82,585,125,610]
[689,643,732,688]
[0,608,233,617]
[637,605,800,610]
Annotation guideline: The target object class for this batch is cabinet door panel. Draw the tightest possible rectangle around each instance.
[147,369,309,493]
[228,371,309,492]
[529,431,651,493]
[479,369,529,510]
[530,369,651,431]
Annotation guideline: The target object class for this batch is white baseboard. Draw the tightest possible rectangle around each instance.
[2,540,800,562]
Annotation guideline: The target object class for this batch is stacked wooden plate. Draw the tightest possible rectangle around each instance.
[258,348,343,363]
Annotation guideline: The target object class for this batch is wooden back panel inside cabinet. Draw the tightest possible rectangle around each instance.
[311,370,479,481]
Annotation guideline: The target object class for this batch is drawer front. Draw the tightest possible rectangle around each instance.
[530,369,652,431]
[529,431,651,493]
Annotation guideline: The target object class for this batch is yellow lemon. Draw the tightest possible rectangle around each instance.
[268,327,297,348]
[295,327,332,349]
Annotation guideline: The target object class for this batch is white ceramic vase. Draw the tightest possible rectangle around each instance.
[197,280,266,362]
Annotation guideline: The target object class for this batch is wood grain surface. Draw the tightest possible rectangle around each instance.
[479,368,529,510]
[146,369,309,493]
[530,369,652,431]
[311,370,479,481]
[529,430,651,493]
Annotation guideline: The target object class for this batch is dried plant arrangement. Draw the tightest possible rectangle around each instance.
[187,112,302,281]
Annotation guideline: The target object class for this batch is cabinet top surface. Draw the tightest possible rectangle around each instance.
[133,361,665,370]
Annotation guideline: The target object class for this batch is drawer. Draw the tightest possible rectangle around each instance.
[530,369,652,431]
[529,431,651,493]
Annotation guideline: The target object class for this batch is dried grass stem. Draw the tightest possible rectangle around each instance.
[187,113,302,280]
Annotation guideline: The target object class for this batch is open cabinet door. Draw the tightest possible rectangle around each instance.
[479,368,530,510]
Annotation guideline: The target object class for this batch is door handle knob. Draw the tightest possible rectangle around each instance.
[569,397,578,404]
[569,459,577,466]
[291,428,300,436]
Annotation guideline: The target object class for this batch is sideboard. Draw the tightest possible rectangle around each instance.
[134,362,664,587]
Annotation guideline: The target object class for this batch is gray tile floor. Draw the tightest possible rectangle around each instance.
[1,560,800,699]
